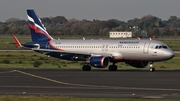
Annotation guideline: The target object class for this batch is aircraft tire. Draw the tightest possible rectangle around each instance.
[109,65,117,71]
[149,68,155,72]
[82,65,91,71]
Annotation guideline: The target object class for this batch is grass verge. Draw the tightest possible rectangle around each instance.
[0,95,176,101]
[0,51,179,70]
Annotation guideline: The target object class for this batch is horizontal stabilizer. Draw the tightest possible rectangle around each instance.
[12,34,22,47]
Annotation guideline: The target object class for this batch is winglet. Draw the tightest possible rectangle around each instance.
[12,34,22,47]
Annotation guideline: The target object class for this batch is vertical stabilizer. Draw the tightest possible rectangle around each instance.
[27,9,53,42]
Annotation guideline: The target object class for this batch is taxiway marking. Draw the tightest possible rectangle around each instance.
[0,70,15,74]
[13,70,180,91]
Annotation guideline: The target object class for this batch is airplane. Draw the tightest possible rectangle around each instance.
[13,9,174,72]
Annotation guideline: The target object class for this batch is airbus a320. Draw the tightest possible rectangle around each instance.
[13,9,174,72]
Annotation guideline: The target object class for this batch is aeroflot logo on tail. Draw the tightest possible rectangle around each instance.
[119,41,139,44]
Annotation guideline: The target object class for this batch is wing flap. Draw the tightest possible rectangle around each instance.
[32,48,91,55]
[32,48,113,57]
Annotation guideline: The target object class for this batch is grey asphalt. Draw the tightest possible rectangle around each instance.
[0,69,180,99]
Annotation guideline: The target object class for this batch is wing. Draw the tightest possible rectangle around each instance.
[32,48,113,57]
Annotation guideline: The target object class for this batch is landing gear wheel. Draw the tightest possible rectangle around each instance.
[150,68,155,72]
[82,65,91,71]
[109,65,117,71]
[149,62,155,72]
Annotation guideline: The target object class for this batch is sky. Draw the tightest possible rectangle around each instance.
[0,0,180,22]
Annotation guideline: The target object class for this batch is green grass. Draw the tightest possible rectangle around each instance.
[0,95,176,101]
[0,51,83,69]
[0,37,30,50]
[0,51,179,70]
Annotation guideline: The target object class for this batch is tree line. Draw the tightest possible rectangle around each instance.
[1,14,180,37]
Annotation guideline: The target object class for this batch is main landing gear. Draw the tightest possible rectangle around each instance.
[82,64,118,71]
[82,65,91,71]
[108,64,117,71]
[149,62,155,72]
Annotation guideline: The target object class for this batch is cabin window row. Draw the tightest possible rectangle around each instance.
[55,46,140,49]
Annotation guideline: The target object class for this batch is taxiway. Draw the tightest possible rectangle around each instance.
[0,69,180,99]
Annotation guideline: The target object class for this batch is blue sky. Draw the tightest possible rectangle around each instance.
[0,0,180,22]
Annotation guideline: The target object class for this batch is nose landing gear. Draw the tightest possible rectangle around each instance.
[149,62,155,72]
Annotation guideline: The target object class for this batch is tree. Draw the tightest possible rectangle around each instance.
[41,17,51,24]
[5,18,21,23]
[51,16,67,25]
[152,28,160,36]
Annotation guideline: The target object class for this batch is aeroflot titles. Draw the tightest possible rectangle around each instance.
[119,41,139,44]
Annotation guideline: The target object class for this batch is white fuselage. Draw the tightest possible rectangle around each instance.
[45,39,174,62]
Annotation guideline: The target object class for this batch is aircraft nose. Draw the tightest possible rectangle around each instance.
[164,50,174,60]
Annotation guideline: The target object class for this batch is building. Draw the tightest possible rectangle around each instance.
[109,31,132,38]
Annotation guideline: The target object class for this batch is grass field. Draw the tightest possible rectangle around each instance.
[0,51,82,69]
[0,95,177,101]
[0,51,179,70]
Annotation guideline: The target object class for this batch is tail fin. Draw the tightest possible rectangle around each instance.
[12,34,22,47]
[27,9,53,42]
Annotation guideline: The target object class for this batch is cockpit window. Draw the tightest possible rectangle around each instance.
[155,45,168,49]
[155,46,158,49]
[163,46,168,49]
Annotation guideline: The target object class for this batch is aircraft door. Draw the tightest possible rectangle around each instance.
[102,45,108,51]
[143,42,150,54]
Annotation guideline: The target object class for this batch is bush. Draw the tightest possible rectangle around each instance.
[18,60,23,64]
[33,61,42,68]
[58,65,61,68]
[6,54,13,57]
[39,57,45,60]
[2,59,10,64]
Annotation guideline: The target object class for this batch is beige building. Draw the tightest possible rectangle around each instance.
[109,31,132,38]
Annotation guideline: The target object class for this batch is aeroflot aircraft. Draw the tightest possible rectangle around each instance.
[13,9,174,72]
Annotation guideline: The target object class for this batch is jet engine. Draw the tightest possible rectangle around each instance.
[90,56,110,68]
[125,61,148,68]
